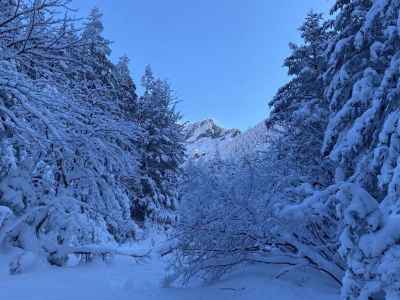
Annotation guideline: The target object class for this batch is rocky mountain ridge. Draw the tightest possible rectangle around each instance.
[184,119,269,160]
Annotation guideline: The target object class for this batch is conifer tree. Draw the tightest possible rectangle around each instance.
[321,1,400,298]
[114,55,138,118]
[268,12,333,196]
[133,65,185,224]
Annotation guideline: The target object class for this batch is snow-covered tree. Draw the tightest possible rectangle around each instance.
[318,0,400,298]
[0,56,141,264]
[0,0,82,78]
[256,13,345,285]
[134,65,185,224]
[82,7,111,55]
[114,55,138,118]
[171,130,344,286]
[171,151,276,284]
[0,2,177,268]
[268,12,333,190]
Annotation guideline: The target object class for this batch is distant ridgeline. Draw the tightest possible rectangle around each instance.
[0,1,185,269]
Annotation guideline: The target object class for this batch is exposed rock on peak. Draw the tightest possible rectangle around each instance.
[184,119,241,143]
[184,119,268,160]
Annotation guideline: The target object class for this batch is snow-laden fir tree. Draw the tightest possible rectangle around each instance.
[134,65,185,224]
[264,12,344,283]
[77,8,116,103]
[268,12,333,190]
[319,0,400,298]
[114,55,138,117]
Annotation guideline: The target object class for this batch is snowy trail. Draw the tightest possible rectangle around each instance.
[0,248,340,300]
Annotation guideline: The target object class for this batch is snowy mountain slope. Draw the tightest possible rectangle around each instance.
[184,119,269,160]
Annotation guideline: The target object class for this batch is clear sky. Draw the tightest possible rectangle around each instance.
[71,0,333,130]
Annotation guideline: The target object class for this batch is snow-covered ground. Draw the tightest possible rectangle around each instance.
[0,237,340,300]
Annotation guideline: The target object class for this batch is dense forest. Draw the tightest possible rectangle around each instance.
[1,1,400,300]
[0,0,185,266]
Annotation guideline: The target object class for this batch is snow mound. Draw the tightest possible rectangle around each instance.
[0,251,339,300]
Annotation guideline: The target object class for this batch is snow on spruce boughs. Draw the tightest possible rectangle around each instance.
[322,0,400,298]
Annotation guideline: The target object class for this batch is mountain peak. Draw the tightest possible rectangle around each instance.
[184,119,269,161]
[184,119,241,144]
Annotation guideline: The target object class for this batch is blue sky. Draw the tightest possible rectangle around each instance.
[71,0,333,130]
